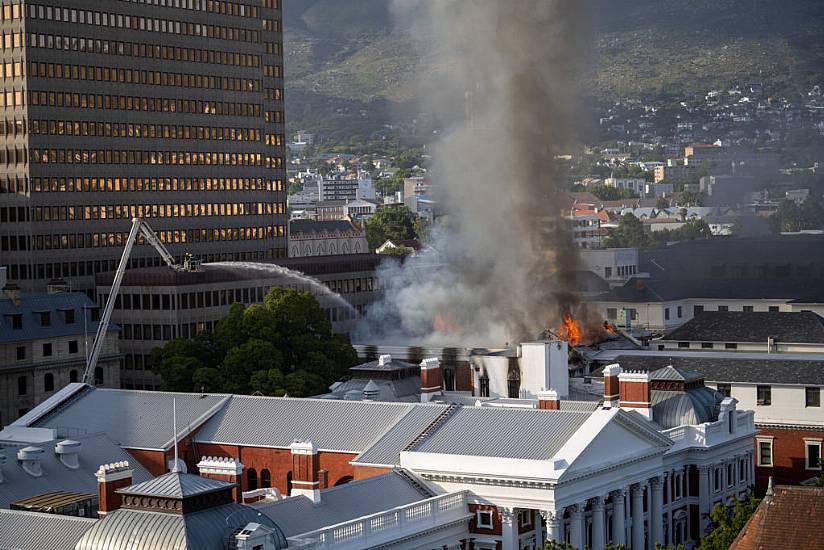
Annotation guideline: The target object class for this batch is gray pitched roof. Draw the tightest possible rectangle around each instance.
[289,219,359,235]
[33,389,230,450]
[255,470,432,538]
[0,432,152,510]
[0,509,95,550]
[0,292,114,344]
[120,472,233,499]
[319,376,421,402]
[651,365,705,382]
[194,396,419,452]
[412,407,591,460]
[354,405,450,466]
[663,311,824,343]
[606,354,824,385]
[75,502,286,550]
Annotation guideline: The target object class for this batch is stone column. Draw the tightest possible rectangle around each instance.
[631,483,645,550]
[650,475,664,547]
[698,465,712,534]
[543,510,563,544]
[667,471,675,546]
[534,510,544,549]
[591,496,606,550]
[569,503,584,550]
[611,489,627,547]
[500,507,519,550]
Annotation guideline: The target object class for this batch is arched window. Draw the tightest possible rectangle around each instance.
[342,242,350,254]
[247,468,258,490]
[94,367,104,385]
[44,373,54,392]
[261,468,271,488]
[69,370,78,383]
[334,475,353,486]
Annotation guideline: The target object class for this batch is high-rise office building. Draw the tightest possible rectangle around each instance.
[0,0,287,292]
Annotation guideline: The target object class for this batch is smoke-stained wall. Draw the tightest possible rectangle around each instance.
[357,0,593,346]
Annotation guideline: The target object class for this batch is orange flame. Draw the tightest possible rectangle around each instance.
[559,313,582,346]
[604,321,617,333]
[433,312,464,335]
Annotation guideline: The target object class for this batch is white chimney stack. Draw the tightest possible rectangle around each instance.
[55,439,82,469]
[378,354,392,367]
[17,446,45,477]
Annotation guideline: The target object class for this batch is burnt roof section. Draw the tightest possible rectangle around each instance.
[595,235,824,303]
[662,311,824,343]
[95,254,388,287]
[602,354,824,385]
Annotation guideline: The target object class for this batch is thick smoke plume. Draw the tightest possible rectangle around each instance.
[356,0,592,346]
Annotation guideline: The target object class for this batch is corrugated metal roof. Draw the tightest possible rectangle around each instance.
[354,405,449,466]
[34,389,230,450]
[650,365,705,382]
[12,491,94,509]
[651,387,723,430]
[0,292,116,344]
[0,432,152,510]
[255,470,431,538]
[74,502,287,550]
[121,472,233,499]
[413,407,592,460]
[0,509,95,550]
[194,396,417,451]
[560,400,602,412]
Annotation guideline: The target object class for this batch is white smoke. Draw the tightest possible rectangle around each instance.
[356,0,592,346]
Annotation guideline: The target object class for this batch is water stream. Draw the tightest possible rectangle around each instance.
[205,261,357,316]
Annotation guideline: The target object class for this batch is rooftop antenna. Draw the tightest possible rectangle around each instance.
[172,398,179,473]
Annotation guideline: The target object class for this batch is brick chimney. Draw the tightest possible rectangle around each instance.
[420,357,443,402]
[603,364,622,407]
[618,371,652,419]
[289,440,320,504]
[95,461,133,515]
[537,389,560,410]
[197,456,244,502]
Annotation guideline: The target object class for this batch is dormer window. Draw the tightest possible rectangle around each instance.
[476,510,493,529]
[61,308,75,324]
[6,313,22,329]
[38,311,51,327]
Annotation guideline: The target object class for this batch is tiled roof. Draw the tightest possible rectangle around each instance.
[0,432,152,510]
[663,311,824,343]
[255,470,433,538]
[33,389,230,450]
[729,485,824,550]
[0,292,114,343]
[354,405,450,466]
[0,509,95,550]
[120,472,233,499]
[412,407,591,460]
[603,355,824,385]
[194,396,419,452]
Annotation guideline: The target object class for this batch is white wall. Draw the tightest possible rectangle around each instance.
[709,383,824,428]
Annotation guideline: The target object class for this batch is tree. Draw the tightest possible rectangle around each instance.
[678,190,706,207]
[656,196,671,209]
[604,213,649,248]
[694,497,760,550]
[151,288,357,397]
[591,185,639,201]
[365,206,417,250]
[769,197,824,233]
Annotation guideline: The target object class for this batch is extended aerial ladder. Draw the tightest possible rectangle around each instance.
[82,218,191,385]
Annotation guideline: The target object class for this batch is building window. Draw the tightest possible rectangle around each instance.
[727,463,735,487]
[743,305,753,312]
[739,458,747,482]
[247,468,258,490]
[693,305,704,316]
[717,383,731,397]
[479,376,490,398]
[9,313,22,329]
[805,440,822,470]
[806,387,821,408]
[673,472,684,500]
[69,370,78,383]
[724,343,738,350]
[665,308,670,321]
[69,340,79,354]
[17,376,27,395]
[94,367,104,385]
[63,309,75,324]
[677,306,682,318]
[42,343,53,357]
[757,385,771,406]
[713,467,722,492]
[44,373,55,392]
[768,306,779,312]
[757,439,773,467]
[519,510,532,527]
[476,510,493,529]
[260,468,271,488]
[701,342,713,349]
[718,305,729,312]
[607,308,617,320]
[678,342,689,348]
[443,367,456,392]
[16,346,25,360]
[39,311,51,326]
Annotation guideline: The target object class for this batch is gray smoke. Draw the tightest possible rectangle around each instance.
[356,0,592,346]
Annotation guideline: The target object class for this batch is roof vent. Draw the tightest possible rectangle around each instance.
[55,439,82,469]
[362,380,380,401]
[378,354,392,366]
[17,446,45,477]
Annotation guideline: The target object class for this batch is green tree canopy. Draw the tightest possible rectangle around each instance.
[694,497,760,550]
[365,206,418,250]
[769,197,824,233]
[151,288,357,397]
[591,185,639,201]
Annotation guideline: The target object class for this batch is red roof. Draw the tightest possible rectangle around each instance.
[729,485,824,550]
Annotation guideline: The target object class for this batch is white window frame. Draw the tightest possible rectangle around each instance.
[519,509,532,527]
[804,438,822,471]
[673,471,684,500]
[713,467,722,493]
[476,510,493,529]
[727,463,736,488]
[757,437,774,467]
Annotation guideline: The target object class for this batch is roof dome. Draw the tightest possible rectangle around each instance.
[649,365,725,429]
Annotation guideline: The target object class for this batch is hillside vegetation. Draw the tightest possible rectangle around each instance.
[283,0,824,146]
